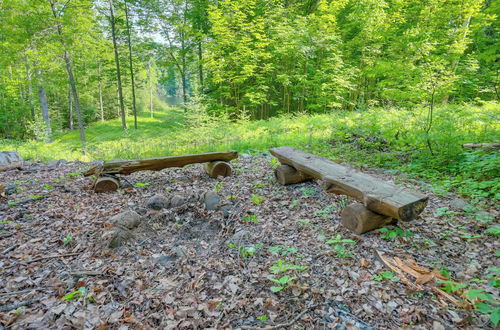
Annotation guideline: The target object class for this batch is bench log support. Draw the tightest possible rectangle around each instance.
[270,146,428,225]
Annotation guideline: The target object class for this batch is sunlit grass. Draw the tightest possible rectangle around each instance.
[1,102,498,199]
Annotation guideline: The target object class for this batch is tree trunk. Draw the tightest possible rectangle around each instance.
[26,62,35,118]
[198,40,204,91]
[124,0,137,129]
[98,62,104,121]
[69,86,73,129]
[109,0,127,130]
[49,0,86,151]
[149,61,153,118]
[35,68,52,142]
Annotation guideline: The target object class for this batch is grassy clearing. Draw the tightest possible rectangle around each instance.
[1,102,498,199]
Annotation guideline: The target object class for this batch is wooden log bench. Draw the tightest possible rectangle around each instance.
[270,146,428,234]
[84,151,238,192]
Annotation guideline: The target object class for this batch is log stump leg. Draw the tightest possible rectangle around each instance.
[94,177,120,192]
[341,203,393,235]
[274,164,310,185]
[204,161,233,178]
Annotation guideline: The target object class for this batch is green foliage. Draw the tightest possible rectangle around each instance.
[62,287,87,301]
[437,280,468,293]
[269,275,296,293]
[250,194,265,205]
[134,182,151,188]
[227,243,261,259]
[63,235,73,246]
[373,271,399,282]
[325,234,357,258]
[213,182,224,193]
[379,227,415,241]
[485,226,500,237]
[242,214,259,223]
[269,259,307,274]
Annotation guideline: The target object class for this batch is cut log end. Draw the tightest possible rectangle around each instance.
[274,164,310,185]
[204,161,232,178]
[341,203,393,235]
[94,177,120,193]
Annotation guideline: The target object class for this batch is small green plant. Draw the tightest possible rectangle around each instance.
[269,157,280,169]
[62,287,87,301]
[326,234,357,258]
[252,182,267,188]
[226,194,238,200]
[379,227,415,240]
[269,259,308,274]
[67,171,81,178]
[269,275,296,292]
[437,280,468,293]
[434,207,458,217]
[290,199,299,207]
[134,181,151,188]
[242,214,259,223]
[461,233,482,242]
[485,225,500,237]
[214,182,224,193]
[268,246,298,256]
[42,184,54,191]
[314,205,335,219]
[257,314,268,322]
[228,243,262,258]
[250,194,265,205]
[299,187,316,196]
[439,268,451,279]
[373,271,399,282]
[63,235,73,246]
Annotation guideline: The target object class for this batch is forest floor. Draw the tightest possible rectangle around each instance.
[0,155,498,329]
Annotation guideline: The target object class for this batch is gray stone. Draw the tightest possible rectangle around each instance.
[221,205,232,218]
[169,195,186,208]
[110,210,142,229]
[5,183,17,195]
[146,194,169,210]
[173,246,188,259]
[134,207,148,216]
[450,198,470,210]
[229,230,251,244]
[0,151,23,171]
[156,254,176,266]
[203,191,220,210]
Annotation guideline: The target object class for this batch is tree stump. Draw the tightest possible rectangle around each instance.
[274,164,311,185]
[94,177,120,193]
[341,203,393,234]
[0,151,23,172]
[204,161,232,178]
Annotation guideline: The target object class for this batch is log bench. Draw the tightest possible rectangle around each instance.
[270,146,428,234]
[84,151,238,192]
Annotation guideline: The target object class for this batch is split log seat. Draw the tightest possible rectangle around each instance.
[84,151,238,192]
[270,146,428,234]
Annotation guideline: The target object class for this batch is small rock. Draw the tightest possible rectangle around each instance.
[221,205,232,218]
[449,198,470,210]
[109,210,142,229]
[229,230,251,244]
[134,207,148,216]
[169,195,186,208]
[203,191,220,210]
[5,183,17,195]
[173,246,188,259]
[432,321,445,330]
[156,254,176,266]
[146,194,169,210]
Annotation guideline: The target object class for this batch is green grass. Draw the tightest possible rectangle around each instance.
[1,102,498,199]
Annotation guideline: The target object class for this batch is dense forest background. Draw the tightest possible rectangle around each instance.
[0,0,498,142]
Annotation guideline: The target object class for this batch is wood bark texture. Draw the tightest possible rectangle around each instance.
[341,203,393,234]
[85,151,238,177]
[204,161,233,178]
[274,164,311,185]
[94,177,120,193]
[269,146,428,221]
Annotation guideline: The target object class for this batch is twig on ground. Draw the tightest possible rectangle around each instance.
[25,252,81,264]
[0,295,46,313]
[0,288,42,297]
[1,244,19,255]
[69,270,103,277]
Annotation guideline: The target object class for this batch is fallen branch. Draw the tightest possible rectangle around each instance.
[25,252,81,264]
[1,244,19,255]
[462,143,500,149]
[266,304,320,329]
[69,270,103,277]
[0,296,44,313]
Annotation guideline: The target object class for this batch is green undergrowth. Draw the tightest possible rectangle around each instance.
[1,102,498,200]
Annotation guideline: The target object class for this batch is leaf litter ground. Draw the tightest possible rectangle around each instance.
[0,155,498,329]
